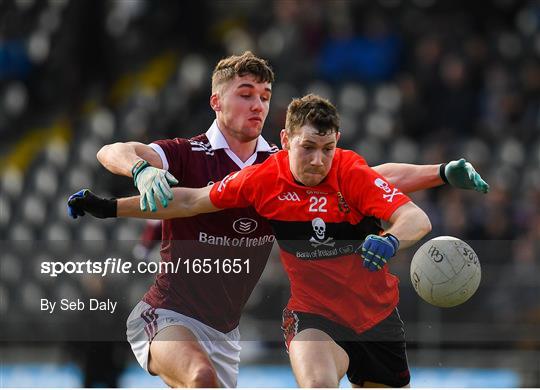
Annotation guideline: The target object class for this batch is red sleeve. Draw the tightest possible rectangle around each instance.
[209,165,259,209]
[344,162,411,221]
[151,138,190,182]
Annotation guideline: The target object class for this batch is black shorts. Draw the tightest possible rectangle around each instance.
[281,308,410,387]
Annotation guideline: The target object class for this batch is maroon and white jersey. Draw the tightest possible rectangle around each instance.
[142,121,278,332]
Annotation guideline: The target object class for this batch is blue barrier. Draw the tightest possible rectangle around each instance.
[0,363,521,388]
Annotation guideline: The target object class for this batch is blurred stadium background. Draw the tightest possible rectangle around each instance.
[0,0,539,387]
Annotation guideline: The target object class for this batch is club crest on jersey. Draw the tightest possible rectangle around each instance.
[217,172,240,192]
[374,178,402,203]
[233,218,258,234]
[278,191,300,201]
[337,192,350,214]
[309,218,335,248]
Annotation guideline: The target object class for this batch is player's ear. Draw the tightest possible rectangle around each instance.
[280,129,290,150]
[336,131,341,143]
[210,93,221,112]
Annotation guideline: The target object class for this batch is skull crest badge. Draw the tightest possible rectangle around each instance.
[309,218,335,248]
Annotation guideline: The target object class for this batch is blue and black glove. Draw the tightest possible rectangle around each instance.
[67,189,117,219]
[359,234,400,272]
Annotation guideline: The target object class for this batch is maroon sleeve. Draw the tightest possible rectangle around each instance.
[151,138,190,182]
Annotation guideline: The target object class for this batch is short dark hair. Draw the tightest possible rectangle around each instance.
[285,94,340,136]
[212,51,275,92]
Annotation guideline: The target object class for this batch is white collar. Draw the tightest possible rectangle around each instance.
[205,120,273,152]
[205,120,274,169]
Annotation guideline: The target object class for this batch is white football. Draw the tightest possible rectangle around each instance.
[410,236,481,307]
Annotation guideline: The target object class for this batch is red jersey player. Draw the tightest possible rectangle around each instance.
[72,54,488,387]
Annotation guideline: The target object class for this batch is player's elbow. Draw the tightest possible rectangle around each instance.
[97,142,128,162]
[403,204,432,239]
[395,202,431,237]
[416,209,432,237]
[96,143,112,164]
[163,193,197,219]
[181,199,197,218]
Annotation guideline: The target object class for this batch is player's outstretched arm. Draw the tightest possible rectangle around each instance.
[372,158,489,194]
[360,202,431,272]
[118,186,219,218]
[67,187,220,220]
[97,142,179,212]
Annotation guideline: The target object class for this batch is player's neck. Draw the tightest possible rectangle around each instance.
[224,135,258,162]
[217,123,258,162]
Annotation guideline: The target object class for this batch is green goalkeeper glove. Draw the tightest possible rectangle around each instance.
[132,160,179,212]
[441,158,489,193]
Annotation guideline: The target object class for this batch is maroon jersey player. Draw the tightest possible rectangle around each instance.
[144,131,277,333]
[97,52,277,388]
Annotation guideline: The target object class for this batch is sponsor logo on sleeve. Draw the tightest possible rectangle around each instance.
[374,178,402,203]
[217,172,240,192]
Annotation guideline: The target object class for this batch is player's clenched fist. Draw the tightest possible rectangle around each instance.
[67,189,117,219]
[359,234,400,272]
[132,160,179,212]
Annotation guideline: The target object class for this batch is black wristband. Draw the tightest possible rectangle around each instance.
[439,163,449,184]
[383,233,400,252]
[132,160,150,185]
